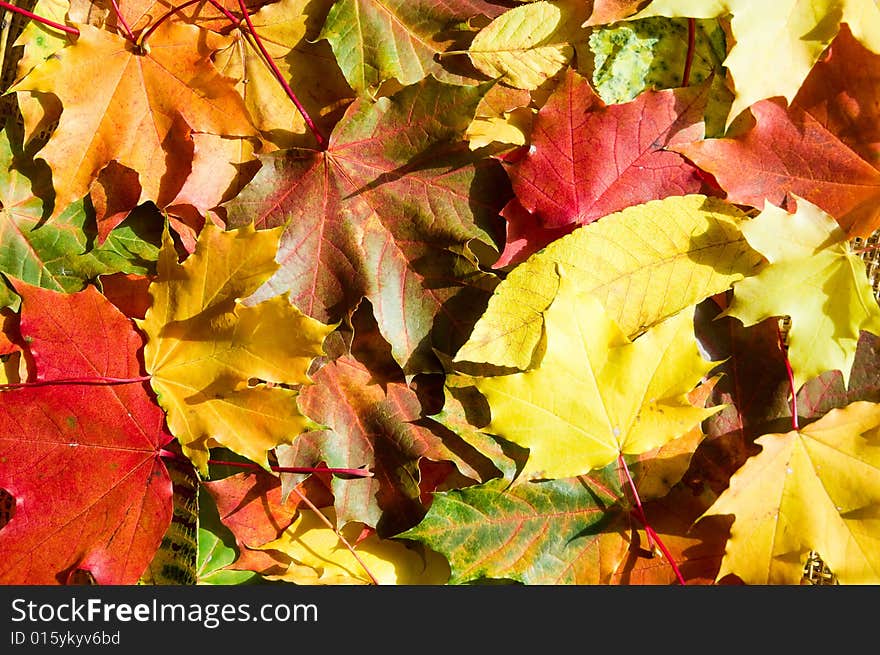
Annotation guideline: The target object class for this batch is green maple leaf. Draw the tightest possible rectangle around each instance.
[400,473,629,584]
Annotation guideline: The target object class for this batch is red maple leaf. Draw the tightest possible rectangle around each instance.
[500,68,712,260]
[794,23,880,170]
[0,280,173,584]
[673,97,880,238]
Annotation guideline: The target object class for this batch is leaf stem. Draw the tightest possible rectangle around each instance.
[617,454,654,550]
[853,241,880,255]
[138,0,235,44]
[629,511,687,584]
[211,456,372,478]
[617,455,686,585]
[682,17,695,87]
[157,448,373,478]
[0,3,12,83]
[0,0,79,35]
[776,319,799,431]
[235,0,327,150]
[109,0,137,42]
[287,484,381,585]
[0,375,152,389]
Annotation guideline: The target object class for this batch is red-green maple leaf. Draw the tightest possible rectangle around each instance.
[505,68,710,232]
[0,279,173,584]
[224,77,508,373]
[277,348,485,534]
[673,98,880,238]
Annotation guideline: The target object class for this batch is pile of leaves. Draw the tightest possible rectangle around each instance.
[1,0,880,586]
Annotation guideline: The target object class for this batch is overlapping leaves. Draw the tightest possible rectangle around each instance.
[1,0,879,587]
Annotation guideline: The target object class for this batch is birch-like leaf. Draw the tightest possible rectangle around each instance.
[466,0,588,90]
[456,195,762,370]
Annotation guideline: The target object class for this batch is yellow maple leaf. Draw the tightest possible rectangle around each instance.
[633,0,880,127]
[137,223,334,475]
[472,266,721,480]
[724,197,880,390]
[258,507,450,585]
[702,401,880,584]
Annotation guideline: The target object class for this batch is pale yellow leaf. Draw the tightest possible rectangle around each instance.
[455,195,762,370]
[467,0,589,89]
[724,197,880,389]
[473,266,720,480]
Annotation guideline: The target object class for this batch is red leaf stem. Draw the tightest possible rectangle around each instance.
[630,512,688,585]
[618,455,686,585]
[682,17,695,87]
[235,0,326,149]
[287,483,381,585]
[138,0,235,43]
[0,0,79,35]
[853,242,880,255]
[157,449,373,478]
[109,0,137,42]
[0,375,152,389]
[776,320,800,430]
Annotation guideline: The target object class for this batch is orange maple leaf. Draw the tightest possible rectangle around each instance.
[11,21,257,235]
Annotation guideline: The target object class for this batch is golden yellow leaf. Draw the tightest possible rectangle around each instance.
[472,266,720,480]
[137,223,334,474]
[703,401,880,584]
[464,83,532,150]
[455,195,762,370]
[258,507,450,585]
[628,377,718,501]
